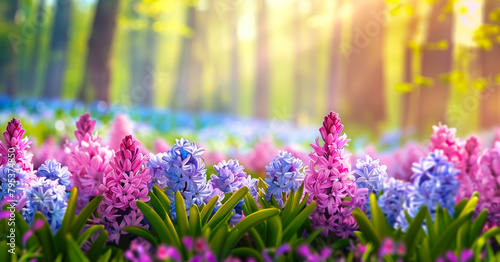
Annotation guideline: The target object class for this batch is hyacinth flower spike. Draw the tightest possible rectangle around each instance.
[0,118,33,172]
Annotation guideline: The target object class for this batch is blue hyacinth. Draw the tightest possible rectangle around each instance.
[378,177,407,227]
[264,151,304,208]
[353,155,388,216]
[0,164,28,202]
[161,139,211,218]
[23,177,68,232]
[36,160,72,190]
[147,152,168,190]
[405,150,460,221]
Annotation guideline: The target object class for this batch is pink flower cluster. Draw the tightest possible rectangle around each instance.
[476,142,500,228]
[0,118,34,173]
[304,112,367,238]
[66,113,113,208]
[97,135,150,244]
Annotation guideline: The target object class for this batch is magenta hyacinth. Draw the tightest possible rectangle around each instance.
[429,124,465,174]
[304,112,368,238]
[97,135,151,244]
[455,136,482,201]
[66,113,113,207]
[0,118,33,172]
[476,141,500,228]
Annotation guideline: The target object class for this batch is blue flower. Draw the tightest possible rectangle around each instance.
[23,177,68,232]
[353,155,388,194]
[378,177,407,227]
[161,139,211,218]
[0,164,28,201]
[406,150,460,219]
[36,160,72,190]
[264,151,304,208]
[147,153,168,190]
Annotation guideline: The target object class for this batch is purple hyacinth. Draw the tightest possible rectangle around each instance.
[0,118,33,173]
[161,139,211,218]
[36,160,72,191]
[147,153,168,190]
[477,142,500,228]
[264,151,304,208]
[377,177,407,227]
[403,150,460,224]
[0,164,30,203]
[353,155,388,216]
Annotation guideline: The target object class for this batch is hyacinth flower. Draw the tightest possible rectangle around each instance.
[476,142,500,228]
[353,155,388,215]
[0,118,34,172]
[108,113,134,151]
[0,164,30,204]
[382,142,428,182]
[377,177,407,227]
[66,113,113,207]
[264,151,304,208]
[455,136,482,201]
[97,135,151,244]
[429,124,465,177]
[22,177,68,232]
[147,152,168,190]
[36,159,72,190]
[161,138,212,218]
[397,150,460,230]
[304,112,368,238]
[210,159,258,224]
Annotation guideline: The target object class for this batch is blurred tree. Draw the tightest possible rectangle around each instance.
[255,0,269,119]
[229,5,240,114]
[327,0,343,113]
[79,0,120,102]
[172,3,196,110]
[0,0,19,97]
[345,0,386,131]
[293,0,304,124]
[29,0,46,94]
[417,0,453,132]
[127,0,144,105]
[44,0,71,98]
[479,0,500,128]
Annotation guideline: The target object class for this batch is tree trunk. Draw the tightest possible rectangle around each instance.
[79,0,120,102]
[254,0,269,119]
[345,0,386,130]
[229,7,240,114]
[417,0,453,132]
[293,0,304,124]
[479,0,500,129]
[138,17,157,106]
[44,0,71,98]
[171,6,196,110]
[327,0,343,113]
[29,0,46,95]
[1,0,18,96]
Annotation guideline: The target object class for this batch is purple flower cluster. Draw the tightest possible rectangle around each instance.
[97,135,150,244]
[353,155,388,216]
[161,139,211,218]
[147,152,168,189]
[476,142,500,228]
[37,159,72,191]
[304,112,368,238]
[264,151,304,208]
[377,177,407,227]
[67,113,113,208]
[0,118,33,173]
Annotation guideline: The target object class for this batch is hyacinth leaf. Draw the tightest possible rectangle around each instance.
[435,204,445,235]
[472,227,500,249]
[457,193,478,218]
[353,208,379,247]
[283,194,308,228]
[457,220,471,252]
[266,214,282,247]
[200,195,219,226]
[148,191,167,221]
[70,195,104,237]
[258,177,268,191]
[66,235,90,262]
[204,186,248,231]
[430,212,472,259]
[189,205,201,237]
[136,200,182,250]
[86,230,108,262]
[96,249,113,262]
[361,243,375,262]
[123,226,158,246]
[210,223,229,259]
[282,202,315,242]
[417,238,432,262]
[453,197,469,219]
[209,211,233,241]
[77,225,104,246]
[57,187,78,242]
[403,206,427,258]
[248,227,266,251]
[270,194,281,209]
[369,193,392,239]
[293,183,305,208]
[258,196,271,209]
[425,211,437,248]
[244,193,259,214]
[15,210,34,249]
[231,247,265,262]
[222,209,280,258]
[281,188,295,219]
[153,184,171,211]
[33,212,57,262]
[174,191,190,237]
[469,209,488,246]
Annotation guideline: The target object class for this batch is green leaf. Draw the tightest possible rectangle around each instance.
[204,187,248,231]
[96,249,113,262]
[231,247,265,262]
[369,193,392,238]
[404,206,427,257]
[210,223,229,259]
[86,230,108,262]
[431,212,472,259]
[470,209,488,245]
[417,238,432,262]
[282,202,315,242]
[303,227,324,245]
[71,195,104,237]
[283,194,309,228]
[153,184,171,211]
[457,220,471,252]
[281,188,295,220]
[248,228,266,251]
[457,194,478,218]
[293,183,305,208]
[57,187,78,241]
[209,211,234,241]
[175,191,190,237]
[77,225,104,246]
[65,234,90,262]
[244,193,259,214]
[34,212,56,262]
[266,214,282,247]
[222,209,280,258]
[453,198,468,219]
[136,201,181,250]
[201,195,219,226]
[270,195,281,209]
[148,191,167,221]
[472,227,500,249]
[123,226,159,246]
[189,205,201,237]
[352,208,379,247]
[425,210,436,248]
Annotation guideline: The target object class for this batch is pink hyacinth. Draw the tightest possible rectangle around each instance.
[108,114,134,152]
[239,137,278,174]
[66,113,113,208]
[97,135,150,243]
[304,112,367,238]
[381,142,428,182]
[429,124,466,173]
[455,136,483,201]
[0,118,33,172]
[476,142,500,228]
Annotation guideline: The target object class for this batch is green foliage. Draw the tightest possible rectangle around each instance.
[0,187,123,262]
[125,184,280,261]
[353,193,500,261]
